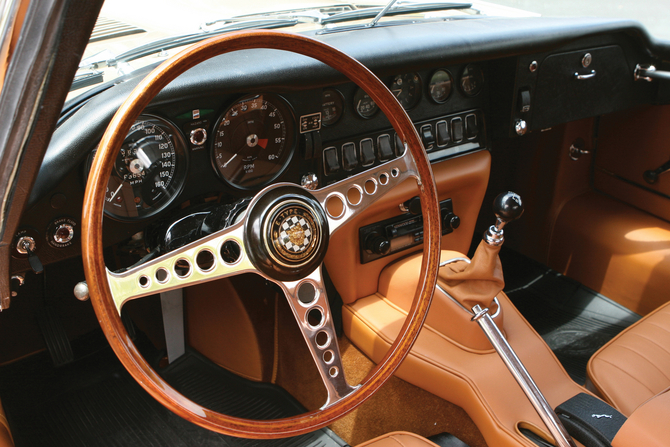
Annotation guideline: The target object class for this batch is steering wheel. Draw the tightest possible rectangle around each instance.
[82,30,440,439]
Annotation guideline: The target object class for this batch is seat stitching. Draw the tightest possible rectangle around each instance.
[629,332,670,358]
[389,435,408,447]
[614,345,670,382]
[646,321,670,335]
[594,357,658,396]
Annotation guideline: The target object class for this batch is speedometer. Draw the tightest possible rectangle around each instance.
[211,94,296,189]
[100,115,188,221]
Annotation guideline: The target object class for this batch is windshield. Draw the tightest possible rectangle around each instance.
[71,0,667,101]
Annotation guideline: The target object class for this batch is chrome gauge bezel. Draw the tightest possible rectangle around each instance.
[89,114,189,222]
[210,93,297,191]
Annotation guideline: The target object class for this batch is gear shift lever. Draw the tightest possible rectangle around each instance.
[466,191,577,447]
[483,191,524,246]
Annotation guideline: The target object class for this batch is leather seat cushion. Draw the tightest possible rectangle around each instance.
[588,300,670,416]
[356,432,440,447]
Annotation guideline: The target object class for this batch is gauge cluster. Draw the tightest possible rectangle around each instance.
[93,63,487,225]
[12,61,488,273]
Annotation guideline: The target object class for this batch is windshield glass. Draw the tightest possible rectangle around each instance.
[71,0,667,101]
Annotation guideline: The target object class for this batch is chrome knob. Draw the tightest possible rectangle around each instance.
[53,223,74,244]
[301,173,318,190]
[515,119,527,136]
[189,128,207,146]
[16,236,36,255]
[74,281,89,301]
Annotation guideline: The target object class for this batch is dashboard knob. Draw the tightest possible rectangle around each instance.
[443,213,461,230]
[301,173,318,190]
[515,119,527,136]
[53,223,74,244]
[365,232,391,255]
[401,196,422,215]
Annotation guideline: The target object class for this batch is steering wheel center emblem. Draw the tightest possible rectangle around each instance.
[267,202,321,266]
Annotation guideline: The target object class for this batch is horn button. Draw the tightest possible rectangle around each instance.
[245,185,329,282]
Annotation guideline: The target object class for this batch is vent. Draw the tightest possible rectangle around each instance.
[89,17,146,43]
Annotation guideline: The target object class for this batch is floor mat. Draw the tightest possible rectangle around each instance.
[500,248,641,384]
[0,332,346,447]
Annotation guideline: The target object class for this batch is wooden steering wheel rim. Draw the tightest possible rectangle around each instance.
[82,30,441,439]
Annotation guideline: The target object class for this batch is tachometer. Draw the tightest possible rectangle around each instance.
[211,94,296,189]
[100,115,188,220]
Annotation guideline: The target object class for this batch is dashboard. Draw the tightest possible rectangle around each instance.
[10,16,664,275]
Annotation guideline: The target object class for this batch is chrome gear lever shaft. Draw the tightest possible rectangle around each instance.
[473,191,577,447]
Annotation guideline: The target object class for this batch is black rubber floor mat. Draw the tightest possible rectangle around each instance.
[500,248,641,384]
[0,337,346,447]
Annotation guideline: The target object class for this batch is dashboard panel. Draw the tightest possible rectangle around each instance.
[10,17,662,276]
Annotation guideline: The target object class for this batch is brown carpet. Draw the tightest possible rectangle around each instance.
[273,299,487,446]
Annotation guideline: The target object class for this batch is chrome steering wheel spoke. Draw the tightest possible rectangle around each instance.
[106,221,255,313]
[312,146,419,235]
[274,265,358,409]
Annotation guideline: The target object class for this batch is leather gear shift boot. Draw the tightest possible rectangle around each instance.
[379,243,506,351]
[437,241,505,310]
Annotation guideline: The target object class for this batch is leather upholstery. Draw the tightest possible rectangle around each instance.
[438,241,504,310]
[356,432,440,447]
[588,300,670,416]
[379,250,504,351]
[549,191,670,315]
[611,388,670,447]
[0,398,14,447]
[345,249,589,447]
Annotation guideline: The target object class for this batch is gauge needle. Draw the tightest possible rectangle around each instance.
[258,139,268,149]
[222,153,237,168]
[107,183,124,202]
[136,148,152,170]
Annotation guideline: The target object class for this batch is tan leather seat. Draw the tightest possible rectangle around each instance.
[0,398,13,447]
[356,432,440,447]
[587,300,670,416]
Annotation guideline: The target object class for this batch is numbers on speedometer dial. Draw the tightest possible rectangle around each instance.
[102,115,188,220]
[212,94,296,189]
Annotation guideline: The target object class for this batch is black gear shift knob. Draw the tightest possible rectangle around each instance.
[483,191,523,246]
[493,191,524,222]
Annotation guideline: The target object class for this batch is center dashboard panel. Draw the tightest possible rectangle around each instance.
[11,60,490,275]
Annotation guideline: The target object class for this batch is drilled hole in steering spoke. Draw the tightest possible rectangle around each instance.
[329,366,339,378]
[155,268,169,283]
[220,240,241,264]
[323,350,334,364]
[196,250,215,272]
[174,259,191,278]
[325,195,345,219]
[391,168,400,178]
[347,186,363,206]
[307,307,324,328]
[315,330,330,349]
[364,179,377,195]
[138,275,150,288]
[379,172,389,185]
[298,282,317,305]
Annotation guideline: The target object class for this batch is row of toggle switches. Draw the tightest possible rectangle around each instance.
[323,110,483,177]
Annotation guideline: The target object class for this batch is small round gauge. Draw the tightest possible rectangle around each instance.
[428,69,453,103]
[101,115,188,220]
[390,72,422,110]
[353,87,378,119]
[321,88,344,126]
[460,64,485,97]
[211,93,296,189]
